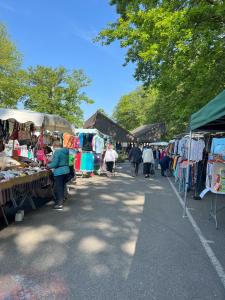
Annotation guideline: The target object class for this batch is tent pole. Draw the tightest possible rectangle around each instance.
[183,130,192,217]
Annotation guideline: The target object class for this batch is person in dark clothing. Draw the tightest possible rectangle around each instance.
[126,143,132,154]
[159,155,171,177]
[129,144,142,177]
[153,147,161,170]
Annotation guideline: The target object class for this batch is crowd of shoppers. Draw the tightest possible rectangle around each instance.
[47,141,170,211]
[128,143,171,178]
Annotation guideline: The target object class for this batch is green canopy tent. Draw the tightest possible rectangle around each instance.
[183,89,225,218]
[190,89,225,132]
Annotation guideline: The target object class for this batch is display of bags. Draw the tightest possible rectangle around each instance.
[10,122,19,140]
[18,124,31,141]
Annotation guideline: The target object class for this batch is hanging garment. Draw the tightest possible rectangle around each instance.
[93,135,104,154]
[75,152,82,171]
[82,134,93,151]
[211,138,225,155]
[63,133,75,149]
[73,137,80,149]
[79,134,84,148]
[94,153,101,171]
[81,152,94,171]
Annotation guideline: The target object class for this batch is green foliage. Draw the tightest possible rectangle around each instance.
[0,23,93,126]
[22,66,93,126]
[113,87,157,130]
[99,0,225,136]
[0,24,24,108]
[97,108,109,117]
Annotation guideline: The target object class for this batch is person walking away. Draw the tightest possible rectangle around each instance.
[47,141,70,210]
[153,147,160,170]
[129,144,142,177]
[142,146,154,178]
[104,144,118,177]
[159,154,171,177]
[160,148,167,160]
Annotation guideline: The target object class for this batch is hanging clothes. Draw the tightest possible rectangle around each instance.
[93,135,104,154]
[82,134,93,151]
[81,152,94,171]
[75,152,82,171]
[63,133,75,149]
[79,134,84,148]
[73,137,80,149]
[211,138,225,155]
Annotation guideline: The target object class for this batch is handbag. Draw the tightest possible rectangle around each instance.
[35,132,47,163]
[10,122,19,140]
[18,124,31,141]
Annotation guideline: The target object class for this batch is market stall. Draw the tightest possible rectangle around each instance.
[168,135,206,195]
[184,89,225,228]
[74,128,110,175]
[0,109,76,225]
[0,169,51,225]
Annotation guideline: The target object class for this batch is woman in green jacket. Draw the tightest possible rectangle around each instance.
[48,141,70,210]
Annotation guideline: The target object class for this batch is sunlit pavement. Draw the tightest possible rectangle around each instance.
[0,163,225,299]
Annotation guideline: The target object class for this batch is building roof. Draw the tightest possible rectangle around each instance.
[131,123,166,142]
[84,111,133,142]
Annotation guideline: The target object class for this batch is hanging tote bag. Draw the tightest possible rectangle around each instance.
[9,121,19,140]
[18,124,31,141]
[36,131,46,163]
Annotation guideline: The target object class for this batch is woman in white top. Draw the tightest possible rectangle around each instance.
[104,144,118,176]
[142,146,154,178]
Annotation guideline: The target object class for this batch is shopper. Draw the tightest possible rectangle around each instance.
[129,144,142,177]
[159,154,171,177]
[160,148,167,160]
[153,147,161,170]
[142,146,154,178]
[47,140,70,210]
[104,144,118,176]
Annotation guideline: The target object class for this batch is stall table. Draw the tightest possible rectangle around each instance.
[0,170,52,225]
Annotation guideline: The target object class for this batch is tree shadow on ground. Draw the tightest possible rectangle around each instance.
[0,163,166,299]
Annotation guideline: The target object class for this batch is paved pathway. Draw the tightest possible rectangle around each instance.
[0,163,225,299]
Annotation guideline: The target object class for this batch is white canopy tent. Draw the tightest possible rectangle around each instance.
[0,108,76,134]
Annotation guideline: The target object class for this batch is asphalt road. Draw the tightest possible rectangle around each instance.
[0,163,225,299]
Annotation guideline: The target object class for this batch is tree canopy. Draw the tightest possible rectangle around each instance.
[23,66,93,126]
[98,0,225,136]
[0,24,24,108]
[0,23,93,126]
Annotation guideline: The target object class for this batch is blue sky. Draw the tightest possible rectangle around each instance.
[0,0,139,120]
